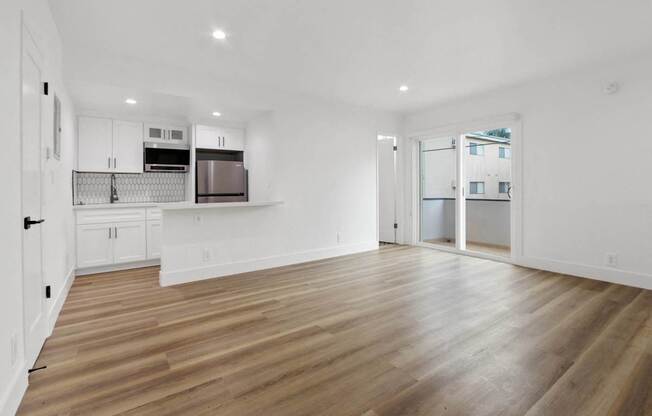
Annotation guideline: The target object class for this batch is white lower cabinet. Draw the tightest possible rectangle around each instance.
[146,220,161,259]
[77,223,114,268]
[76,208,159,269]
[113,221,147,264]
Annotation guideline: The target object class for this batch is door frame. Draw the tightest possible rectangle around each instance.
[409,113,523,263]
[20,20,47,368]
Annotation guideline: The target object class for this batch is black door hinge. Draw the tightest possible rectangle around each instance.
[43,82,49,95]
[393,145,397,151]
[45,285,51,299]
[393,223,398,229]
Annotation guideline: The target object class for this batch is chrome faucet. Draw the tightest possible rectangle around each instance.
[110,173,119,203]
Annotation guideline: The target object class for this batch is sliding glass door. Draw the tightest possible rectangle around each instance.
[418,126,514,258]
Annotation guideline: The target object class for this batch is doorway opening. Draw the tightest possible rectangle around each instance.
[378,135,397,244]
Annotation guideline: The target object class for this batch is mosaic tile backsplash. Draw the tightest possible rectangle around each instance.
[73,172,187,205]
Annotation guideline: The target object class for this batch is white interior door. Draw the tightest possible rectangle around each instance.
[378,136,397,243]
[21,26,47,368]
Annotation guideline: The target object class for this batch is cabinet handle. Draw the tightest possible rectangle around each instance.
[114,157,117,168]
[108,157,111,168]
[115,226,118,238]
[108,228,111,239]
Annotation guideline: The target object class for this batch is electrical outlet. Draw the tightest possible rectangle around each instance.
[605,253,618,267]
[10,333,17,367]
[202,248,211,262]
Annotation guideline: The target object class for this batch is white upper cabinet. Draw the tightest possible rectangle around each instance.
[145,123,188,145]
[77,116,143,173]
[113,120,143,173]
[195,125,244,151]
[78,117,113,172]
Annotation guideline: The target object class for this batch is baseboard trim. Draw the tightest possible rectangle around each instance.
[515,256,652,290]
[160,241,379,287]
[76,259,160,276]
[47,267,75,334]
[0,363,28,416]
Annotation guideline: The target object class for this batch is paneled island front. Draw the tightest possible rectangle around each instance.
[158,201,285,286]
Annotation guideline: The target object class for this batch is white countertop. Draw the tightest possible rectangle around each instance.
[72,202,187,210]
[160,201,283,210]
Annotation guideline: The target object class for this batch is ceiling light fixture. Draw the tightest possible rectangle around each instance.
[212,111,221,117]
[399,85,409,92]
[212,29,227,40]
[125,98,137,104]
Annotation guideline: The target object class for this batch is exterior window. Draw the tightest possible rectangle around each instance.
[469,181,485,194]
[499,181,510,194]
[469,142,484,156]
[499,146,511,159]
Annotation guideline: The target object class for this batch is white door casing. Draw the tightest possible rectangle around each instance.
[21,25,47,369]
[378,136,397,243]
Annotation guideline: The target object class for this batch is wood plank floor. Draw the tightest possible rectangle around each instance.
[18,245,652,415]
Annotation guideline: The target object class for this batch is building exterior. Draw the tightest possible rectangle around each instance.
[421,133,512,200]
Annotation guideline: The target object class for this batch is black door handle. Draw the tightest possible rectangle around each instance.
[24,216,45,230]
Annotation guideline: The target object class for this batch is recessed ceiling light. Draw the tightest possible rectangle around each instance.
[125,98,137,104]
[212,111,221,117]
[212,29,227,40]
[399,85,409,92]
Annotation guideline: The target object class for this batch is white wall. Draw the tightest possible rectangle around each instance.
[160,99,401,284]
[404,53,652,289]
[0,2,75,415]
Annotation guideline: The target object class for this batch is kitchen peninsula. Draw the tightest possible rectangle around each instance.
[158,200,285,286]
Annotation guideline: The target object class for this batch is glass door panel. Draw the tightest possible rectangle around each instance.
[419,136,457,248]
[463,128,512,257]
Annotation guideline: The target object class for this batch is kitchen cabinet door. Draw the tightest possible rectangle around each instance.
[113,221,147,264]
[222,127,245,151]
[167,125,187,144]
[146,220,162,259]
[195,125,224,149]
[78,116,113,172]
[113,120,143,173]
[76,223,113,268]
[144,124,166,142]
[195,125,244,150]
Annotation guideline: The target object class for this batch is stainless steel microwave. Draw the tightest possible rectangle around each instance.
[143,142,190,172]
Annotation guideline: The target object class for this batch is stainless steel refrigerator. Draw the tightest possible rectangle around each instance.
[196,160,248,203]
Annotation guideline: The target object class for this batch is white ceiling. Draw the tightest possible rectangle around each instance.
[50,0,652,119]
